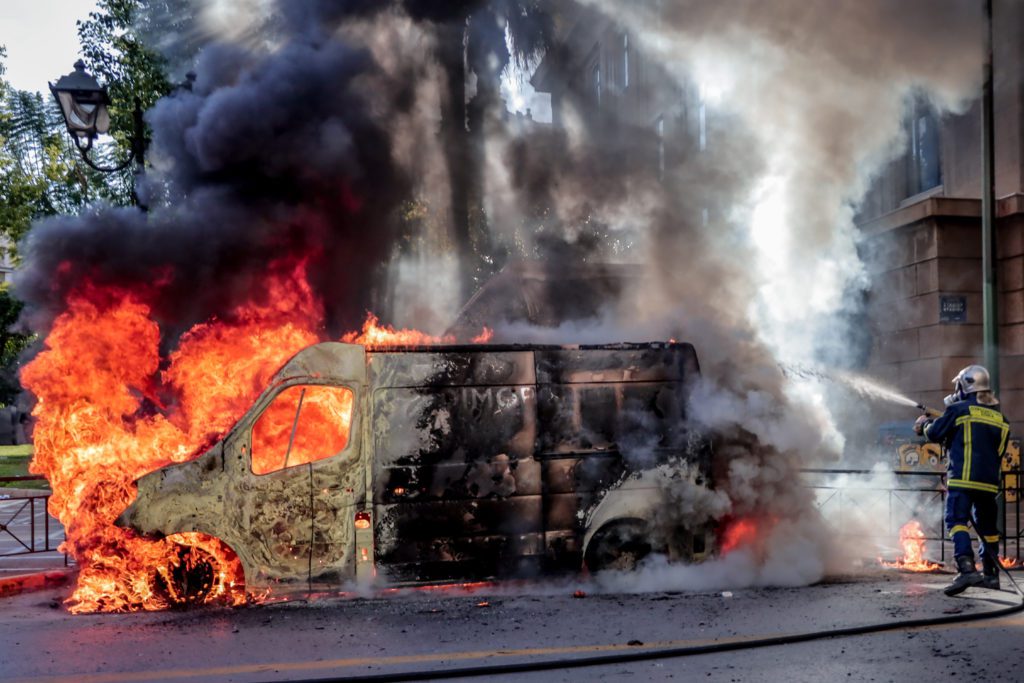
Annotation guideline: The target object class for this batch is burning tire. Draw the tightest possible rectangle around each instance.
[584,519,653,572]
[155,543,217,607]
[152,535,247,609]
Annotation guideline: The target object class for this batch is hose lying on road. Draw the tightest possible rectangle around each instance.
[283,566,1024,683]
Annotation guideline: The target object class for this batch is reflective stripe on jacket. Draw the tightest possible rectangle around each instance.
[923,394,1009,494]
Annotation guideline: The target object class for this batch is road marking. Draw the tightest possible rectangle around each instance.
[10,609,1024,683]
[3,633,802,683]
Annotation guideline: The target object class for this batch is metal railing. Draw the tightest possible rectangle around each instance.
[802,467,1024,565]
[802,468,949,561]
[1002,469,1022,562]
[0,475,66,561]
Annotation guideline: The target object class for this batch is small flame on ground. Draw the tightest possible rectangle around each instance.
[999,556,1019,569]
[879,521,943,572]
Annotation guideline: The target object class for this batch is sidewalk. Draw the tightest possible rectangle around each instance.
[0,485,74,597]
[0,551,75,599]
[0,564,74,598]
[0,550,72,576]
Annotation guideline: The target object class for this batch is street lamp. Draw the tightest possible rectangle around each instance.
[49,60,147,202]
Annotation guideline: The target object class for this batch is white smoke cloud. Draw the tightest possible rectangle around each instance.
[582,0,983,365]
[476,0,985,590]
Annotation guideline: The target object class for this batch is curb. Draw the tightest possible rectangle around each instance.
[0,568,74,599]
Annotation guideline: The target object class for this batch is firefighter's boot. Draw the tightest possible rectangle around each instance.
[981,554,1001,590]
[944,556,983,596]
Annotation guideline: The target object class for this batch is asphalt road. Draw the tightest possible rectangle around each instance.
[1,570,1022,683]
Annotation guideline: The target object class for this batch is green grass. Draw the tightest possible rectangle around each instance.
[0,454,49,490]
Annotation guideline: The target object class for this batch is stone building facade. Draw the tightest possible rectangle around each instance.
[858,0,1024,434]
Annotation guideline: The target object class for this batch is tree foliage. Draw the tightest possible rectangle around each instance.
[1,0,180,250]
[0,286,34,407]
[77,0,175,203]
[0,48,99,262]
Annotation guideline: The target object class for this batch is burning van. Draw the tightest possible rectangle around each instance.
[116,341,715,596]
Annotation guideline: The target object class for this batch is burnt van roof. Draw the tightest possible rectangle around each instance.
[275,341,701,389]
[363,342,701,388]
[362,341,692,353]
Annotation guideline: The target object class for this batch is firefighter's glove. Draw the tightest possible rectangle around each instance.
[913,414,933,436]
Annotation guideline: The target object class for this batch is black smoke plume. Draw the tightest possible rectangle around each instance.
[15,0,507,338]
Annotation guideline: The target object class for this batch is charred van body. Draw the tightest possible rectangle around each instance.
[117,341,715,596]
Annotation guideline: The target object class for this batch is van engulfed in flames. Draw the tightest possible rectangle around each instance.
[27,241,722,614]
[22,259,477,613]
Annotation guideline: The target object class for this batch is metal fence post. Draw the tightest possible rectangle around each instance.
[29,496,36,552]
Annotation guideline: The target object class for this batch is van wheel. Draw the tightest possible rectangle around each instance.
[584,520,652,573]
[156,544,215,608]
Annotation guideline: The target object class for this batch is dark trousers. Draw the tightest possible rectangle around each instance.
[946,488,1000,563]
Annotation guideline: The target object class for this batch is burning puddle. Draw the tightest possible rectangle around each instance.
[878,520,1019,574]
[879,521,945,573]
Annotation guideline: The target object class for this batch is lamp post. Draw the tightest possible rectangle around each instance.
[49,60,147,207]
[981,0,999,394]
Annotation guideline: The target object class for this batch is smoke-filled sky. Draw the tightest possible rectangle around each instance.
[15,0,986,590]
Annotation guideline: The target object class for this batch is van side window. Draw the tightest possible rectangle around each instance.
[251,385,354,475]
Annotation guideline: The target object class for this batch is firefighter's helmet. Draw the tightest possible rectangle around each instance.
[945,364,991,405]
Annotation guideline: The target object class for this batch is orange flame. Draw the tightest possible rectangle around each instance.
[720,517,760,555]
[250,384,354,475]
[342,313,454,346]
[1000,556,1019,569]
[879,521,943,572]
[23,261,322,612]
[472,326,494,344]
[23,262,491,613]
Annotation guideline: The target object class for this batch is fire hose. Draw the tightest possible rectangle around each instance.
[282,564,1024,683]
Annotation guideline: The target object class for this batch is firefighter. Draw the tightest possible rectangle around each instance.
[914,364,1008,595]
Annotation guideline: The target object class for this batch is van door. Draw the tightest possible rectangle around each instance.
[308,383,363,590]
[224,381,360,593]
[224,387,315,592]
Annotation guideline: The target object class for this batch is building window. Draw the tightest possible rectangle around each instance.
[907,99,941,196]
[622,33,630,89]
[593,60,602,106]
